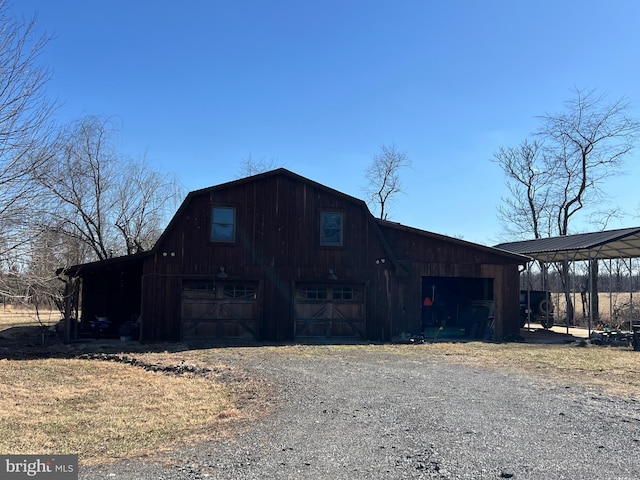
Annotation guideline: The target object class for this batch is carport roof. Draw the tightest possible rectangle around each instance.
[493,227,640,262]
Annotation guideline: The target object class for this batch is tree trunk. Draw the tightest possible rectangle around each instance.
[561,260,574,324]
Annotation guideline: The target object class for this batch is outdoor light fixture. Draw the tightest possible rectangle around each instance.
[216,266,228,278]
[328,269,338,280]
[376,258,386,264]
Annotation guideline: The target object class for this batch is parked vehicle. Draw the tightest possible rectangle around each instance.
[520,290,554,328]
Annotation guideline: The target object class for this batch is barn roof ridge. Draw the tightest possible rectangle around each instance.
[189,167,365,204]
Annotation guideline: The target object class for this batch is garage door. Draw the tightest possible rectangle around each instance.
[181,280,258,341]
[295,283,365,340]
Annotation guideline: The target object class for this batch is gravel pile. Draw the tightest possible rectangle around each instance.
[81,348,640,479]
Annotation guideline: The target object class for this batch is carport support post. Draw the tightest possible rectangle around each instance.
[609,259,613,326]
[565,252,571,335]
[630,259,634,332]
[588,251,593,336]
[544,252,550,329]
[526,262,532,328]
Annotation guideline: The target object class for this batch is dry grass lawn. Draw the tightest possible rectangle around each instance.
[409,342,640,397]
[0,358,242,464]
[2,308,640,465]
[0,307,268,465]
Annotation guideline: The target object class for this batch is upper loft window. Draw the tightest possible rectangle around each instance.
[211,206,236,242]
[320,211,343,246]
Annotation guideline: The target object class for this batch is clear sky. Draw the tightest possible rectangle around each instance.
[12,0,640,246]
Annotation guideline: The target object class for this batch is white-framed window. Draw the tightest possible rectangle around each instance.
[320,211,343,246]
[211,206,236,242]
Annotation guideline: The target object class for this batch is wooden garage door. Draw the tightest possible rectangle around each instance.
[295,284,365,340]
[181,280,258,341]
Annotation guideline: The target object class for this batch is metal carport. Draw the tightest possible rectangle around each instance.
[494,227,640,334]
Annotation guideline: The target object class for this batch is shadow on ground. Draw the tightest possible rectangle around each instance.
[0,322,602,361]
[0,324,193,360]
[519,326,584,344]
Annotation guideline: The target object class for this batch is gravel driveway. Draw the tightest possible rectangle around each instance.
[81,347,640,480]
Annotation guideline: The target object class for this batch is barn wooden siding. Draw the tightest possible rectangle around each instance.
[140,172,391,342]
[65,169,526,344]
[377,222,523,338]
[62,254,146,340]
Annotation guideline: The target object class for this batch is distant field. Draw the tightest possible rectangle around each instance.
[0,306,61,338]
[551,292,640,328]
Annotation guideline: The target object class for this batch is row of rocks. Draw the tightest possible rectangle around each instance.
[75,352,215,376]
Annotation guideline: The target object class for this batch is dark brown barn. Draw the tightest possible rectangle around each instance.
[61,169,527,343]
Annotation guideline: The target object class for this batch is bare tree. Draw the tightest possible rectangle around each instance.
[495,88,640,322]
[0,3,55,255]
[20,230,70,308]
[114,158,182,255]
[35,116,182,262]
[236,154,280,177]
[0,3,56,305]
[495,139,553,239]
[539,88,638,236]
[364,143,411,220]
[35,117,119,261]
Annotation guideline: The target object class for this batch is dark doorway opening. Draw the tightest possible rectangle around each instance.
[421,276,494,338]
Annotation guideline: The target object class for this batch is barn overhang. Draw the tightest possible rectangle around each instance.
[59,251,152,279]
[57,252,151,342]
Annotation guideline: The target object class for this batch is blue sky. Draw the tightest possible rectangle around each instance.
[13,0,640,245]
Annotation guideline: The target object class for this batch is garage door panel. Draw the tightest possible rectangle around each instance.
[220,301,256,319]
[331,319,364,337]
[182,319,217,338]
[182,280,258,341]
[329,303,364,337]
[182,299,218,319]
[182,318,258,339]
[295,284,365,340]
